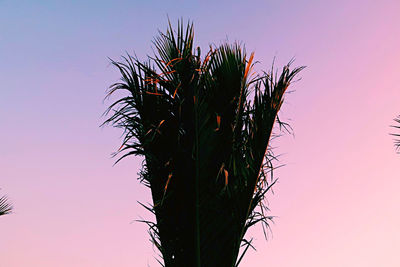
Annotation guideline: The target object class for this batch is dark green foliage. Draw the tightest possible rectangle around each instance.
[0,194,12,217]
[103,21,304,267]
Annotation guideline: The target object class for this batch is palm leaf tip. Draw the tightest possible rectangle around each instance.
[0,195,12,216]
[391,115,400,152]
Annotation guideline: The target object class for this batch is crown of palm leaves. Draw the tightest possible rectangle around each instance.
[103,20,304,267]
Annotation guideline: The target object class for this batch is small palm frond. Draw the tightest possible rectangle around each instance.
[0,195,12,216]
[391,115,400,152]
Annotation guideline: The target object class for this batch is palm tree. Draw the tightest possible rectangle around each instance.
[103,20,304,267]
[0,193,12,217]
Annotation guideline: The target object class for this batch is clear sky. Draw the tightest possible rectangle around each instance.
[1,0,400,266]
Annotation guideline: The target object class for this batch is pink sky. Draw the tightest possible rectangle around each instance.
[1,0,400,266]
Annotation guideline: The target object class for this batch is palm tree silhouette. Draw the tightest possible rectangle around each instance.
[103,20,304,267]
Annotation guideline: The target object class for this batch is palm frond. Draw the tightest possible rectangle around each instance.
[0,194,12,216]
[391,115,400,152]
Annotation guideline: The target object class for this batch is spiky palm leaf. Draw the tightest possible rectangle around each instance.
[103,20,304,267]
[391,115,400,152]
[0,195,12,216]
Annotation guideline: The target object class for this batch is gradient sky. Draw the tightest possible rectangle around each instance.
[1,0,400,266]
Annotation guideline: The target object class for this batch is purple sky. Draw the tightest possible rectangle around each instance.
[1,0,400,266]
